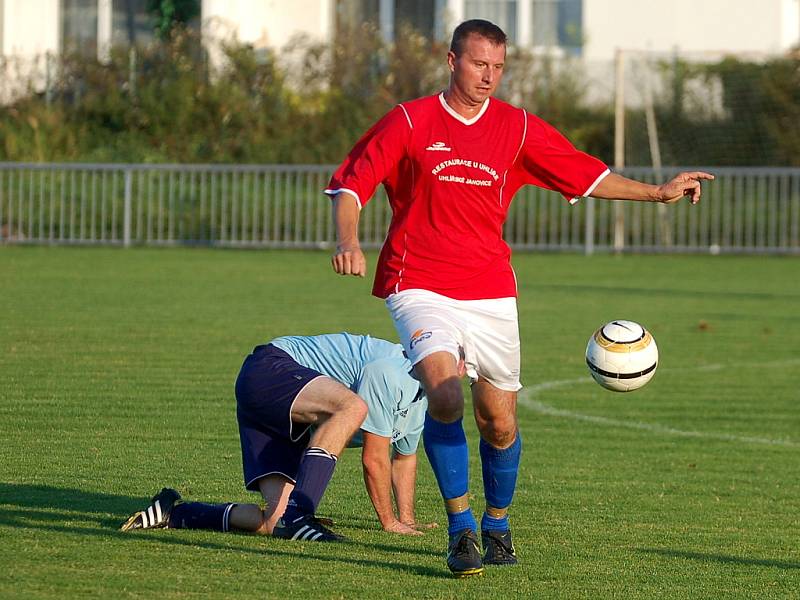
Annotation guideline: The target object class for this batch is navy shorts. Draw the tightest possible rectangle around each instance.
[235,344,324,490]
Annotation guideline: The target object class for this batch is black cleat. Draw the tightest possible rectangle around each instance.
[272,514,345,542]
[482,529,518,565]
[120,488,182,531]
[446,529,484,577]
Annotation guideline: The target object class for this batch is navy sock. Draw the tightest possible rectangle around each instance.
[168,502,236,532]
[282,447,337,523]
[480,434,521,532]
[423,414,477,536]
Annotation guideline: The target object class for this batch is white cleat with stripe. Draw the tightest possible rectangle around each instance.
[120,488,182,531]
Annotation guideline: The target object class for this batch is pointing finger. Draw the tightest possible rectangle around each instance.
[684,171,715,181]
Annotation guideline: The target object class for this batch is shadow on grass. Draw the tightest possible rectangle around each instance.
[0,483,449,577]
[638,547,800,570]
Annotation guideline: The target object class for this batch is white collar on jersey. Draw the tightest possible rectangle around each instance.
[438,92,490,126]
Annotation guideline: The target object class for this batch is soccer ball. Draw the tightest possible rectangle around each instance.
[585,320,658,392]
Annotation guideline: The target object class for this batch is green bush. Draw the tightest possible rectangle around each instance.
[0,27,617,164]
[4,28,796,166]
[625,55,800,167]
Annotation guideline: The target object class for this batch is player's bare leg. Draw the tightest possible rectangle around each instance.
[120,475,320,536]
[216,475,293,534]
[253,474,293,533]
[472,378,517,448]
[290,376,368,455]
[121,489,242,534]
[164,482,294,535]
[273,376,367,541]
[472,378,520,565]
[221,504,264,533]
[415,351,484,577]
[414,351,465,422]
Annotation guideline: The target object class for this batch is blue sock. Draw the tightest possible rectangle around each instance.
[481,512,509,532]
[423,414,477,536]
[480,434,521,533]
[447,508,478,537]
[282,447,337,523]
[169,502,236,532]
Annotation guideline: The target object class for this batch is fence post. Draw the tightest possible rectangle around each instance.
[45,52,53,107]
[128,47,137,97]
[123,168,132,247]
[613,48,626,254]
[585,197,595,256]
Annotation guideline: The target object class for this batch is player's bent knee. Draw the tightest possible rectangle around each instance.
[427,399,463,423]
[327,392,367,430]
[424,378,465,422]
[479,418,517,448]
[427,395,464,422]
[350,396,368,423]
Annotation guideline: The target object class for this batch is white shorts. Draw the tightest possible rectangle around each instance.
[385,289,521,392]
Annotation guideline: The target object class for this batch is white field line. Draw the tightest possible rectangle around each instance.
[517,359,800,448]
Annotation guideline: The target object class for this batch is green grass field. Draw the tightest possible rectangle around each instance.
[1,246,798,599]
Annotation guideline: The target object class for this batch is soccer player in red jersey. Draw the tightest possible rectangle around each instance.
[326,19,713,577]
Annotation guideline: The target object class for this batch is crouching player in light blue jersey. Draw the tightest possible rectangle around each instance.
[120,333,436,541]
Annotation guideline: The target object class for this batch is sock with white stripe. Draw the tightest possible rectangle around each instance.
[281,447,337,523]
[168,502,237,532]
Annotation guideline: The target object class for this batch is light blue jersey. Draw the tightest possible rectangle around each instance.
[270,333,426,455]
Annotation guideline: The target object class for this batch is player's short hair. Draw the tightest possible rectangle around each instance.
[450,19,508,56]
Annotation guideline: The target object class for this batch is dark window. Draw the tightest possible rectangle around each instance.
[395,0,435,39]
[532,0,582,52]
[112,0,155,47]
[464,0,518,43]
[61,0,98,53]
[336,0,380,34]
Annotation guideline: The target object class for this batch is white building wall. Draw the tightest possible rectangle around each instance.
[201,0,334,50]
[782,0,800,49]
[4,1,794,63]
[1,0,60,103]
[583,0,796,60]
[1,0,60,56]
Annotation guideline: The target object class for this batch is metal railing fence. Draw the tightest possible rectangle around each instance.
[1,163,799,255]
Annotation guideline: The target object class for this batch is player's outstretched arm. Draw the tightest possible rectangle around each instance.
[331,192,366,277]
[391,451,438,532]
[391,451,418,526]
[361,431,422,535]
[591,171,715,205]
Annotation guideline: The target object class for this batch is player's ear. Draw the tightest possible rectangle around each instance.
[447,51,457,72]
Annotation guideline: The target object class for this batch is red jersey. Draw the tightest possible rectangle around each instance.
[325,93,609,300]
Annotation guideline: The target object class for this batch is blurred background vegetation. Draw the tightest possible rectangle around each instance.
[1,15,798,166]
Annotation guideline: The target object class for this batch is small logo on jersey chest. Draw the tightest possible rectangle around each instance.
[426,141,451,152]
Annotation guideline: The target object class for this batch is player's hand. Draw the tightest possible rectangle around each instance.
[383,520,424,535]
[331,241,366,277]
[655,171,715,205]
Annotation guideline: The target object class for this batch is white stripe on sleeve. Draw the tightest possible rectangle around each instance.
[323,188,362,209]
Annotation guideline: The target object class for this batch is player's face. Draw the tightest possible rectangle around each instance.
[448,34,506,105]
